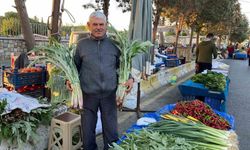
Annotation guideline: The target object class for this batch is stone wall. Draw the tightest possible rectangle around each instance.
[0,37,69,64]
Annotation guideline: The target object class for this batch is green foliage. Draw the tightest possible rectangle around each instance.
[110,129,197,150]
[0,17,20,36]
[191,71,226,92]
[181,32,187,36]
[0,98,53,148]
[229,15,249,43]
[4,12,19,18]
[165,31,176,36]
[0,99,7,114]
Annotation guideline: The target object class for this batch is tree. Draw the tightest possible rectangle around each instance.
[188,0,238,45]
[230,15,249,43]
[83,0,110,21]
[14,0,35,51]
[160,0,195,53]
[116,0,131,12]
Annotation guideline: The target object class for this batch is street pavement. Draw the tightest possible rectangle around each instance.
[223,59,250,150]
[97,58,250,149]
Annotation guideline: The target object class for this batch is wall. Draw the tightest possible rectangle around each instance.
[0,37,68,64]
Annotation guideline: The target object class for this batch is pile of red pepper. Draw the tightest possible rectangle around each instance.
[171,100,230,130]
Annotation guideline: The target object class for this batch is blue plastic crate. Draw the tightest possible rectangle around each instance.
[2,67,46,89]
[164,59,180,67]
[205,97,222,111]
[166,54,177,59]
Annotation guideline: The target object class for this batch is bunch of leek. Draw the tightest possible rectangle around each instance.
[108,25,153,104]
[148,116,239,150]
[29,42,83,109]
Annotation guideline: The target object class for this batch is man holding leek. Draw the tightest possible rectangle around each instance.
[67,11,133,150]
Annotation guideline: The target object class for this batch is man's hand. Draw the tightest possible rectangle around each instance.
[124,78,134,94]
[65,80,73,92]
[116,97,123,110]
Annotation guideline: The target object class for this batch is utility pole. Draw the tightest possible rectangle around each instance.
[14,0,35,51]
[50,0,61,41]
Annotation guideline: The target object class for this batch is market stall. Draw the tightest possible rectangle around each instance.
[110,100,237,150]
[233,51,248,59]
[178,71,229,112]
[0,88,52,149]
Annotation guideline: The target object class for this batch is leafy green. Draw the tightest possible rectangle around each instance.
[0,98,53,148]
[191,71,226,92]
[0,99,8,115]
[109,129,198,150]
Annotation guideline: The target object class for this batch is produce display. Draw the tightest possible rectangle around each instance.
[148,115,238,150]
[18,67,42,73]
[108,25,153,105]
[29,42,83,108]
[110,129,198,150]
[46,66,71,103]
[0,98,52,148]
[169,100,230,130]
[191,71,226,92]
[111,112,237,150]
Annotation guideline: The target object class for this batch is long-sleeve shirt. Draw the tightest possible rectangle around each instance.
[196,40,217,63]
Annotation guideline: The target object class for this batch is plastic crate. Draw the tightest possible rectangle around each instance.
[2,67,46,89]
[164,59,180,67]
[205,97,222,111]
[166,54,177,59]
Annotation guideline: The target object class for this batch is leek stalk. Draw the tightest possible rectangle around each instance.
[29,43,83,109]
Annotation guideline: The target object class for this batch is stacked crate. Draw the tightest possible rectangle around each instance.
[2,66,46,98]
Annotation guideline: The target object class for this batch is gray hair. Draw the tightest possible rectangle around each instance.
[89,11,107,22]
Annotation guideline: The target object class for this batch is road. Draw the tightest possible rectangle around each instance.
[224,59,250,150]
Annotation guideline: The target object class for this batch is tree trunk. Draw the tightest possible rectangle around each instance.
[50,0,61,41]
[218,35,222,49]
[152,8,161,44]
[189,27,194,46]
[174,15,184,54]
[196,30,200,48]
[14,0,35,51]
[152,4,162,64]
[103,0,110,21]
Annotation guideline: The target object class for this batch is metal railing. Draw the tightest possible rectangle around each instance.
[0,22,48,37]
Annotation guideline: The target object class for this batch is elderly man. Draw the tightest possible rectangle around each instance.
[67,11,133,150]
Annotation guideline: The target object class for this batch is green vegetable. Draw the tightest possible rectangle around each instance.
[0,98,54,148]
[148,116,239,150]
[191,71,226,92]
[29,42,83,108]
[109,129,198,150]
[108,25,153,104]
[46,66,71,103]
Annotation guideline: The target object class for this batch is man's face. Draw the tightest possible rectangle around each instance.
[87,17,107,39]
